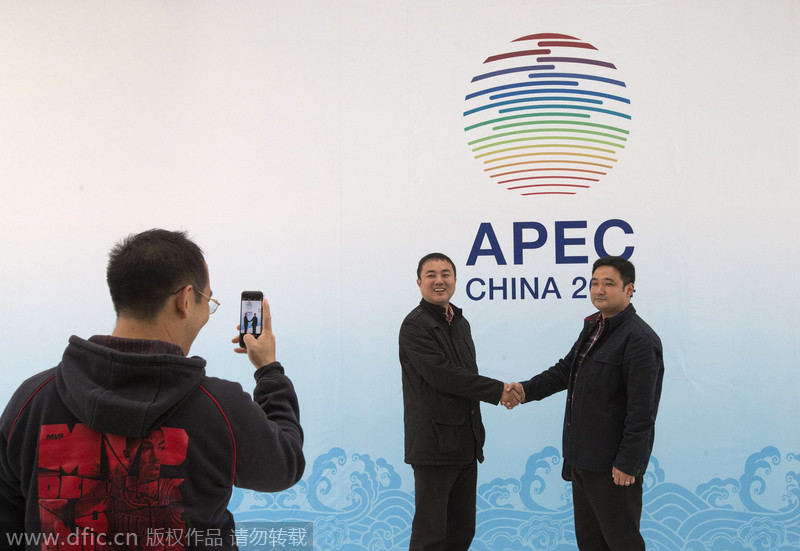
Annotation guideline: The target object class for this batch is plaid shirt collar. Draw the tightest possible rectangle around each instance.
[576,312,605,367]
[445,304,454,324]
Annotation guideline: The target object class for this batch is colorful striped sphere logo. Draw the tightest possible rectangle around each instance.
[464,33,632,197]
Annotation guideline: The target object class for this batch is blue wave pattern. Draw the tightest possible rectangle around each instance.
[231,446,800,550]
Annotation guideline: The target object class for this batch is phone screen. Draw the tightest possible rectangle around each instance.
[239,291,263,347]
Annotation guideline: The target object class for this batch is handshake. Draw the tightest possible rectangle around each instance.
[500,382,525,410]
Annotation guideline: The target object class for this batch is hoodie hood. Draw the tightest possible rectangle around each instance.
[55,335,207,438]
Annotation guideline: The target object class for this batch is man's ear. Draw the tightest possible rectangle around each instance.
[174,285,193,319]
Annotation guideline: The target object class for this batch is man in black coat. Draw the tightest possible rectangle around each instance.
[399,252,521,551]
[509,256,663,550]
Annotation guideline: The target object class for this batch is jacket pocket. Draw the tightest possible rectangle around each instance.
[586,350,623,390]
[432,420,465,455]
[429,393,470,455]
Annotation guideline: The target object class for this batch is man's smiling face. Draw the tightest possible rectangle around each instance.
[417,259,456,308]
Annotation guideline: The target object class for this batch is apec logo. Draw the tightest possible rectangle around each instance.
[463,33,632,197]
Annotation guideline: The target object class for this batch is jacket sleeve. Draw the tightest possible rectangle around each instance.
[0,371,55,545]
[614,328,663,476]
[399,318,504,405]
[521,335,581,402]
[520,359,570,403]
[0,414,25,547]
[226,362,305,492]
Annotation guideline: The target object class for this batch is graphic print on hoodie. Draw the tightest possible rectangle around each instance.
[37,422,188,550]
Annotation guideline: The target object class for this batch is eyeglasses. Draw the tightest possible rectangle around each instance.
[195,288,220,314]
[172,285,221,314]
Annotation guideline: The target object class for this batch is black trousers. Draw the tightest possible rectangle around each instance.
[571,466,646,551]
[409,462,477,551]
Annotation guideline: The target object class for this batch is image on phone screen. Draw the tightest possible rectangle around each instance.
[241,301,262,336]
[240,291,264,348]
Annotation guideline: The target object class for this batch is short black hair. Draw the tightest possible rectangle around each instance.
[416,253,456,280]
[107,229,207,320]
[592,256,635,287]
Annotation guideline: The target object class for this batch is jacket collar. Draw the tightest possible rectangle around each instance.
[585,303,636,331]
[419,298,462,323]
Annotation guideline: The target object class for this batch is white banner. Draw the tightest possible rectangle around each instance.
[1,1,798,549]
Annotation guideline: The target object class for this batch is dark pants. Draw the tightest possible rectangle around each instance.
[409,462,477,551]
[571,466,646,551]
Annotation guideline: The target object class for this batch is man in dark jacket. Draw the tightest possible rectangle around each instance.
[0,229,305,549]
[399,252,520,551]
[509,256,663,551]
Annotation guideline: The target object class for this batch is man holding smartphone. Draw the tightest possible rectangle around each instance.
[0,229,304,548]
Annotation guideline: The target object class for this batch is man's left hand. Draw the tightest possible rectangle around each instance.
[612,466,635,486]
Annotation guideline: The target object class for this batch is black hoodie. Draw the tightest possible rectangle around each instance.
[0,335,304,549]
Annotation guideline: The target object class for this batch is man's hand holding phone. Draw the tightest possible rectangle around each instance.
[232,298,276,368]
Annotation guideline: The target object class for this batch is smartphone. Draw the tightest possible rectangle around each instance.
[239,291,264,348]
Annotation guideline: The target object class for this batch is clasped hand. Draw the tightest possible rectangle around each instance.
[500,382,524,410]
